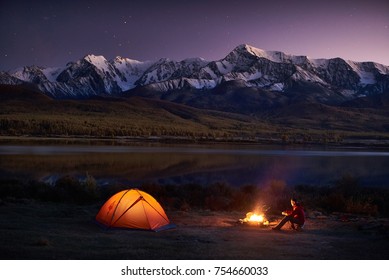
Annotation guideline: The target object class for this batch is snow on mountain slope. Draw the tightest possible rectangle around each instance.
[1,44,388,99]
[0,71,24,85]
[346,61,381,85]
[240,44,310,66]
[136,57,209,86]
[112,56,153,91]
[12,66,48,83]
[84,55,110,73]
[41,67,64,82]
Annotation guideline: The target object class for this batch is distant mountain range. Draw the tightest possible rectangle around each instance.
[1,44,389,138]
[1,44,388,101]
[2,44,389,141]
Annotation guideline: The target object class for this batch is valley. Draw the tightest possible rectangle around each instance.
[1,84,389,145]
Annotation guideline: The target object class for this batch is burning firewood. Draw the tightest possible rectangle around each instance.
[239,206,271,226]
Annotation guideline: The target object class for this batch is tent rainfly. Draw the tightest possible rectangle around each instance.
[96,189,174,232]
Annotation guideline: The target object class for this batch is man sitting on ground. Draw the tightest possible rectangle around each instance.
[272,198,305,231]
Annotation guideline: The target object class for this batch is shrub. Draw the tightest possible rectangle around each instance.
[345,197,378,216]
[1,175,388,217]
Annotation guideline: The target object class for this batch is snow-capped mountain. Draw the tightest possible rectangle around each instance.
[1,44,388,99]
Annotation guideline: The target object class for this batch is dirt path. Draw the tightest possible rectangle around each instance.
[0,200,388,259]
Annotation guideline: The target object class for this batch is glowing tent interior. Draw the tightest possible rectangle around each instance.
[96,189,174,232]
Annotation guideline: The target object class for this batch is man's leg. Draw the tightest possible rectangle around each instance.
[272,215,292,230]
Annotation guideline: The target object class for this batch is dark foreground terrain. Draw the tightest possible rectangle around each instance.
[0,200,388,260]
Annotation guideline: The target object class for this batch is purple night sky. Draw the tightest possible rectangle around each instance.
[0,0,388,71]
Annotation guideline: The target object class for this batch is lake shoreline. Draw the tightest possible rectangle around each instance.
[2,135,389,149]
[2,137,389,189]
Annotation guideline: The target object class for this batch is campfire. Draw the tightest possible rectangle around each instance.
[239,211,270,226]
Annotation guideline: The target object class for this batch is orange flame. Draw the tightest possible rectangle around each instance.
[247,213,264,223]
[240,211,269,225]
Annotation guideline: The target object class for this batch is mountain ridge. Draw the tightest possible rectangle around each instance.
[1,44,388,101]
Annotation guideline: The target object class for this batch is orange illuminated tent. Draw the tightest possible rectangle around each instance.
[96,189,174,232]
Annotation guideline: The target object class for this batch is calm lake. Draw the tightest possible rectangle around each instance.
[1,143,389,188]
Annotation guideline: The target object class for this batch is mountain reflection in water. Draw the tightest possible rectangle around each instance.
[1,144,389,187]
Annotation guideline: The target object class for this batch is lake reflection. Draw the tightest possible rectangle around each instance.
[1,144,389,187]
